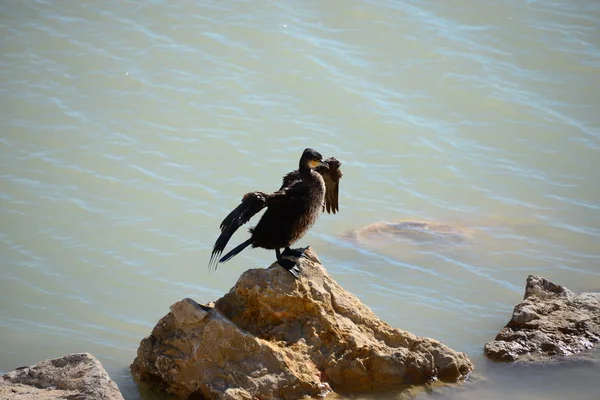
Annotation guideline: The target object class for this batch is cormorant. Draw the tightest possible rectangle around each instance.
[209,148,343,278]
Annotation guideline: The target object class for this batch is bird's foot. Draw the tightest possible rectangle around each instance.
[282,246,309,259]
[277,258,300,279]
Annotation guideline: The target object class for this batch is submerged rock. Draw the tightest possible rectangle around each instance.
[484,275,600,362]
[131,248,473,399]
[0,352,124,400]
[345,221,472,247]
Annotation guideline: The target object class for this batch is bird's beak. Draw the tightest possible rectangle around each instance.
[309,159,328,169]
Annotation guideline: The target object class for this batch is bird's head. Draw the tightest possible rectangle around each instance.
[300,148,327,170]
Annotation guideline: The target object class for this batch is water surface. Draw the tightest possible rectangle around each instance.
[2,0,599,399]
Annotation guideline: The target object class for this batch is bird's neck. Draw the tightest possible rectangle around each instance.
[299,164,311,177]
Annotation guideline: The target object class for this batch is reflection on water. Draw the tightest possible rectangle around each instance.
[1,0,599,399]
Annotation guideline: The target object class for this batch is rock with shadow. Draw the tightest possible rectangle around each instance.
[131,248,473,399]
[484,275,600,362]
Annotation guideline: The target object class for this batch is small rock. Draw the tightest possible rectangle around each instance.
[0,353,124,400]
[484,275,600,362]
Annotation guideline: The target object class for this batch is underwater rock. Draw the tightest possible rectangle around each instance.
[345,221,472,247]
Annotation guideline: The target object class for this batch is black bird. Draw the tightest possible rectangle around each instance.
[209,148,343,278]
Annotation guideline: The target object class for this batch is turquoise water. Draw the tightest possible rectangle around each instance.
[1,1,599,398]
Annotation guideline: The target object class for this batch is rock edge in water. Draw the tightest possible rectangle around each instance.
[484,275,600,362]
[0,352,124,400]
[131,248,473,399]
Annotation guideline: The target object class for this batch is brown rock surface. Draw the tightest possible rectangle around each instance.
[131,248,473,399]
[0,352,124,400]
[484,275,600,362]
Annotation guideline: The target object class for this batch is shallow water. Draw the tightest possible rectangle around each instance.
[1,0,599,399]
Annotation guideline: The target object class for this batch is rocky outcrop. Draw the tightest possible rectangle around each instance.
[131,248,473,399]
[485,275,600,362]
[0,353,124,400]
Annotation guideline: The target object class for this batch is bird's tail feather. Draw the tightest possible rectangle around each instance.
[219,238,253,264]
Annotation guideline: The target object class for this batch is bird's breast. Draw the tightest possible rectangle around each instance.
[287,172,326,243]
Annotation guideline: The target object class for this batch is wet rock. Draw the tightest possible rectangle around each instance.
[0,352,124,400]
[484,275,600,362]
[131,248,473,399]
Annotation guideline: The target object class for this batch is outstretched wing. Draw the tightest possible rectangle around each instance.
[315,157,343,214]
[209,191,268,271]
[218,191,268,233]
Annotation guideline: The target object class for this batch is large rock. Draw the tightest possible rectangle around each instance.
[131,248,473,399]
[484,275,600,362]
[0,353,124,400]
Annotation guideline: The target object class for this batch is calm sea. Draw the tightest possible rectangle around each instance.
[2,1,599,399]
